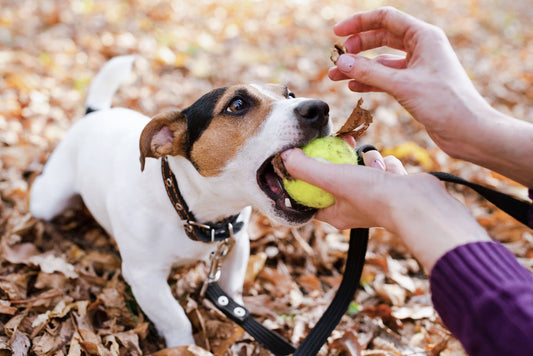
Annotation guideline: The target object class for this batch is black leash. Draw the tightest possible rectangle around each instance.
[205,228,369,356]
[429,171,532,227]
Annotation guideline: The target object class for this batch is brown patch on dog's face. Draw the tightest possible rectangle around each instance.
[189,84,289,176]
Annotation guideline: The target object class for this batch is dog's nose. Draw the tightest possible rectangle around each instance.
[294,100,330,129]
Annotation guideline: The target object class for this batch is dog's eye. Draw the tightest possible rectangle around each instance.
[226,97,248,114]
[287,91,296,99]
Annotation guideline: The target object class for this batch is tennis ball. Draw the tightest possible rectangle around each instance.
[283,136,357,208]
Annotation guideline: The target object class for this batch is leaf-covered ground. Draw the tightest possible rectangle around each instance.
[1,0,532,355]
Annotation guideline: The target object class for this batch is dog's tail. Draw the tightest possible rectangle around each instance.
[85,55,136,114]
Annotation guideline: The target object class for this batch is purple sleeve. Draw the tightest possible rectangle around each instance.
[430,241,533,356]
[529,189,533,227]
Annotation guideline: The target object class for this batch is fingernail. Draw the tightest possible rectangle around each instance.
[370,159,386,170]
[337,55,355,72]
[281,148,295,161]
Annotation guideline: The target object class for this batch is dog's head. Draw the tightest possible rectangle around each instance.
[140,84,331,225]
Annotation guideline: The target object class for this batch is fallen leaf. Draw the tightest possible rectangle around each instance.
[244,252,267,289]
[9,330,30,356]
[0,301,17,315]
[330,330,362,355]
[29,254,78,279]
[152,345,213,356]
[1,242,40,264]
[391,305,435,320]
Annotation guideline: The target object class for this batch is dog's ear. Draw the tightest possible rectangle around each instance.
[139,110,187,171]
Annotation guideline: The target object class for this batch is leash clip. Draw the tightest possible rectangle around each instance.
[200,228,235,297]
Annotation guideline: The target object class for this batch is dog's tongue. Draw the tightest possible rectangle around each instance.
[264,171,283,195]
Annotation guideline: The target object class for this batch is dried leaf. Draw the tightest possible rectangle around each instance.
[67,332,83,356]
[330,44,345,65]
[29,254,78,279]
[244,252,267,289]
[9,330,30,356]
[1,242,40,264]
[0,301,17,316]
[330,330,362,356]
[336,98,374,140]
[114,330,142,356]
[78,328,107,355]
[151,345,213,356]
[392,305,435,320]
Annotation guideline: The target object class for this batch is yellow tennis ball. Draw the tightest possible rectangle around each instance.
[283,136,358,208]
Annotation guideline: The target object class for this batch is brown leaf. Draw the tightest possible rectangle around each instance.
[335,98,374,140]
[34,272,68,290]
[258,266,293,298]
[79,329,107,355]
[207,321,244,355]
[9,330,30,356]
[114,330,142,356]
[0,301,17,315]
[297,273,322,293]
[67,332,83,356]
[244,252,267,289]
[151,345,213,356]
[1,242,40,264]
[0,336,10,356]
[32,332,59,356]
[330,44,345,65]
[330,330,362,356]
[0,275,27,300]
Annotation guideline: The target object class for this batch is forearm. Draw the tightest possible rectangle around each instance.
[438,102,533,188]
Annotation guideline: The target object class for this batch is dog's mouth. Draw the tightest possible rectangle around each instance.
[257,153,317,223]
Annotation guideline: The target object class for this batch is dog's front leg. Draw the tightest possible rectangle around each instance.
[122,265,195,347]
[217,209,251,305]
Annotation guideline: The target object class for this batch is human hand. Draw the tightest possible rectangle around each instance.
[281,146,490,271]
[328,7,493,158]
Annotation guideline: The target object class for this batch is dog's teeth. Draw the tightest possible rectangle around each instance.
[285,198,292,208]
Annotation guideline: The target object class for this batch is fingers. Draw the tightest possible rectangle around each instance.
[334,6,422,39]
[383,156,408,175]
[362,150,386,170]
[344,30,405,54]
[374,54,407,69]
[328,54,406,93]
[332,54,399,94]
[361,149,407,175]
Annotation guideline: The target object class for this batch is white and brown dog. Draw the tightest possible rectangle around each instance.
[30,56,331,347]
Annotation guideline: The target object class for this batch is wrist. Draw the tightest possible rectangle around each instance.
[432,92,495,161]
[384,174,490,271]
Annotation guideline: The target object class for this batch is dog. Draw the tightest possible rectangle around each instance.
[30,56,331,347]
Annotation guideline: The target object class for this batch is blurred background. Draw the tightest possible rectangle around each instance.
[1,0,532,355]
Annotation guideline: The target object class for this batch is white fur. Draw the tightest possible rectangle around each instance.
[85,55,136,111]
[30,57,330,347]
